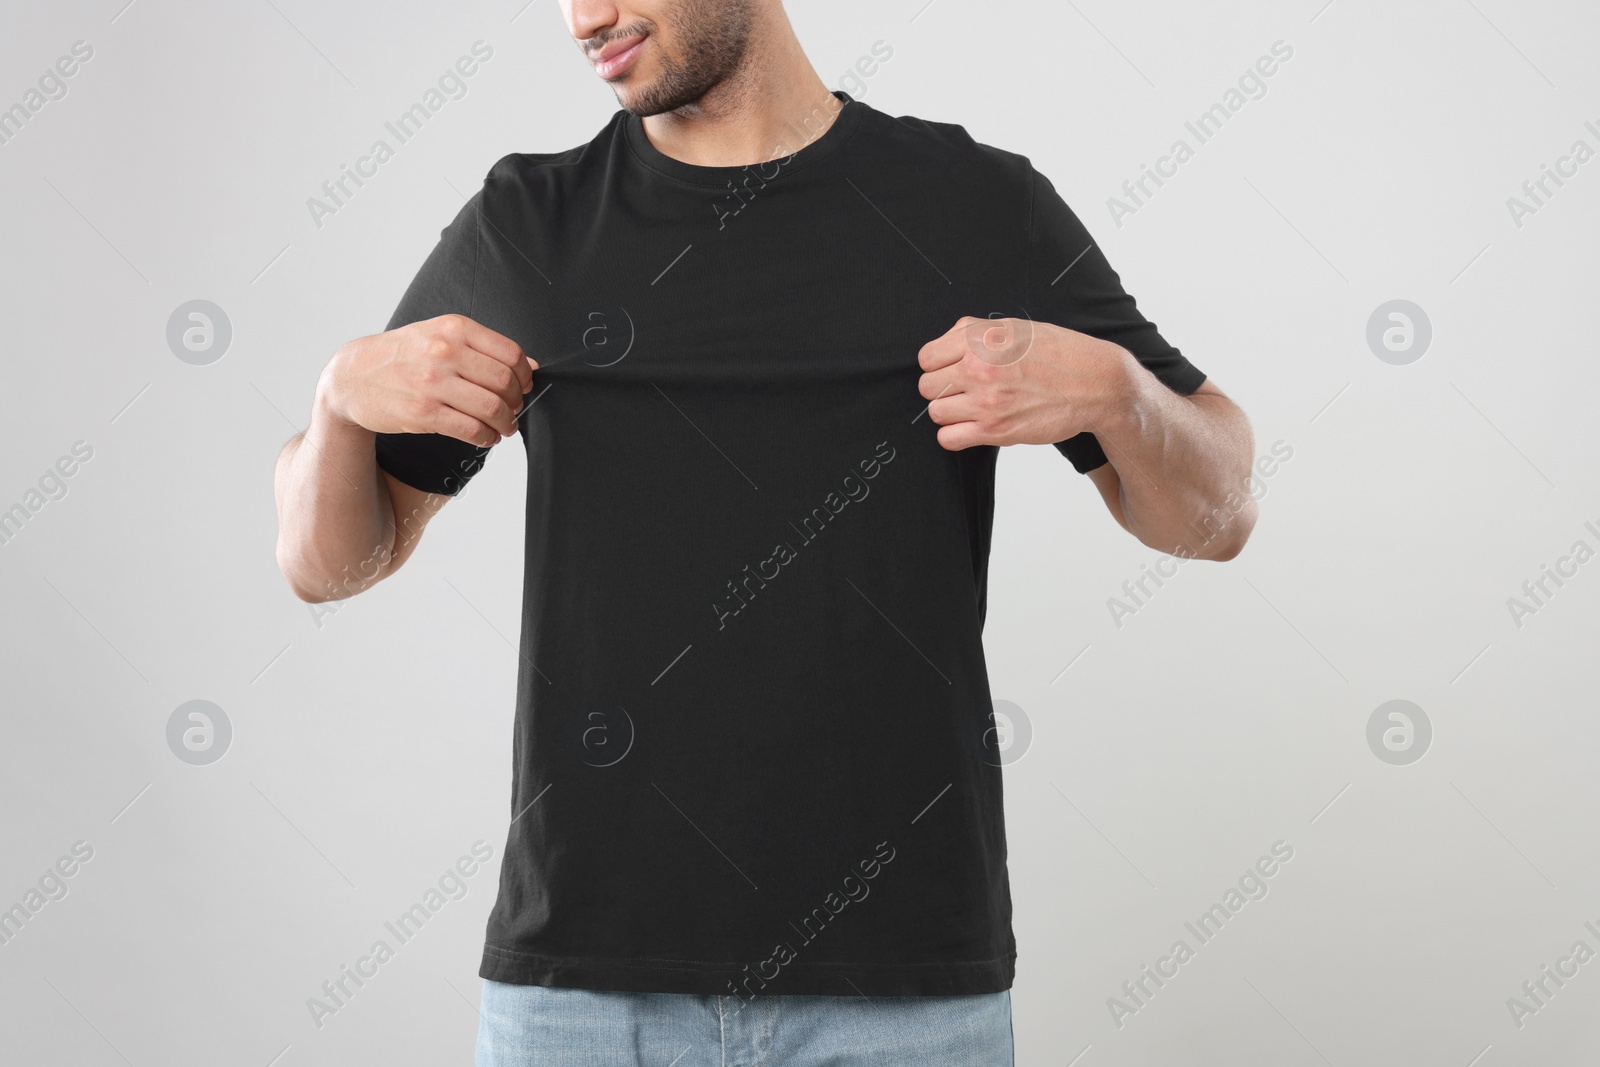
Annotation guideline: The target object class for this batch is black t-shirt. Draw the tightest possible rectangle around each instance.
[374,90,1205,997]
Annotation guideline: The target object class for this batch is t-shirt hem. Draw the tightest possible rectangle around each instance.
[479,945,1016,997]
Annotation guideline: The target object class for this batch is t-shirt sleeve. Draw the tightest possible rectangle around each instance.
[371,186,494,497]
[1025,166,1207,474]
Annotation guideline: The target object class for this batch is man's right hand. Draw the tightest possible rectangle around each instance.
[318,314,536,448]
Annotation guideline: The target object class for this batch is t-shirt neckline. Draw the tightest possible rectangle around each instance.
[623,89,863,187]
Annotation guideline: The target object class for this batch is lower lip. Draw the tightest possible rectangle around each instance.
[595,38,646,79]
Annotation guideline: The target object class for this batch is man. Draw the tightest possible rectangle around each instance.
[273,1,1257,1063]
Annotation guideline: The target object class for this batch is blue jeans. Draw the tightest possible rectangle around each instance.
[475,980,1014,1066]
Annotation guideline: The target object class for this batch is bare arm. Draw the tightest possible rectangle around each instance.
[1083,374,1256,561]
[272,395,445,603]
[274,314,535,603]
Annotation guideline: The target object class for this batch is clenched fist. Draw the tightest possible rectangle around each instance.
[318,314,536,448]
[917,316,1127,452]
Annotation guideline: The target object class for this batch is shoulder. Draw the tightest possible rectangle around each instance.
[856,106,1036,188]
[475,113,627,207]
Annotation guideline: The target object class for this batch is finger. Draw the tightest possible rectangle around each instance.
[442,314,534,393]
[423,401,501,449]
[438,375,519,438]
[935,421,988,452]
[456,347,527,418]
[917,316,982,372]
[917,368,965,402]
[927,394,983,426]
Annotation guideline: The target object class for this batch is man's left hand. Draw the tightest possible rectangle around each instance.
[916,316,1128,452]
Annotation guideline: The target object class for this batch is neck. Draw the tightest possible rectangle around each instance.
[640,11,841,168]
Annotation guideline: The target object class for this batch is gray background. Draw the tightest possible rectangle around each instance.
[2,0,1597,1063]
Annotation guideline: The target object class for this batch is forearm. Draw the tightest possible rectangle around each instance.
[273,383,398,602]
[1091,347,1256,560]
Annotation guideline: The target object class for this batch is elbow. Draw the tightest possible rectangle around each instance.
[1159,489,1257,562]
[1193,495,1257,561]
[276,540,337,603]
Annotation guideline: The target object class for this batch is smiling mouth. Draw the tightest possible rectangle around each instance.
[592,36,647,80]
